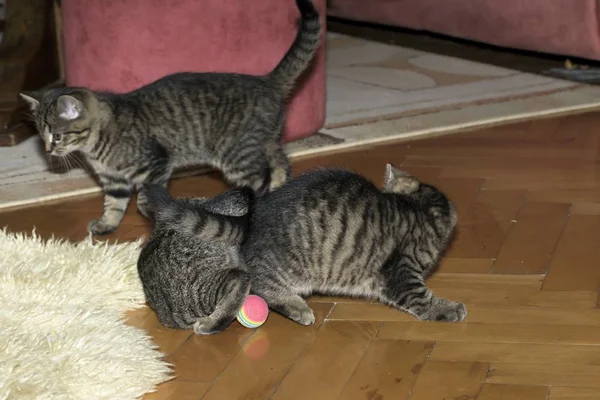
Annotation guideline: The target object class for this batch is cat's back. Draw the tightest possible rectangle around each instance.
[133,72,277,100]
[249,168,384,239]
[244,168,399,293]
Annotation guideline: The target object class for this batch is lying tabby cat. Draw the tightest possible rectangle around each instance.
[142,164,466,334]
[20,0,320,235]
[138,187,254,335]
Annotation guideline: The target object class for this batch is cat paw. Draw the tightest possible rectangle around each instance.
[193,316,221,335]
[425,298,467,322]
[289,308,316,326]
[87,219,118,236]
[267,295,316,326]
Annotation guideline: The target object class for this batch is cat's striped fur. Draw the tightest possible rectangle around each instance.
[20,0,320,236]
[137,187,254,335]
[143,164,467,331]
[141,184,252,246]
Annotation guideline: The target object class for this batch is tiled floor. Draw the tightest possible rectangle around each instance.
[3,111,600,399]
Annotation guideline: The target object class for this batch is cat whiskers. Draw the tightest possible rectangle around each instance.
[47,151,74,174]
[64,152,92,175]
[46,153,62,173]
[58,153,74,174]
[22,111,37,124]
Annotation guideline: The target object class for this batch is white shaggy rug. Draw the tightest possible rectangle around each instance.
[0,229,171,400]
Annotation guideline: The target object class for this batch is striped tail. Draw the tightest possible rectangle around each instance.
[268,0,321,97]
[142,185,254,246]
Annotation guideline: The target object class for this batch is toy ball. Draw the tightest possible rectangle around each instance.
[237,295,269,328]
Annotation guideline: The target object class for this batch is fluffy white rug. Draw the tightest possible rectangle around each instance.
[0,229,171,400]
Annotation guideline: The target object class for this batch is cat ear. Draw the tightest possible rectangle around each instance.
[384,163,412,184]
[383,163,418,193]
[56,95,84,120]
[20,92,42,112]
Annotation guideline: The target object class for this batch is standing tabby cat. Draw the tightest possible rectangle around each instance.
[20,0,320,235]
[138,187,254,335]
[144,164,467,332]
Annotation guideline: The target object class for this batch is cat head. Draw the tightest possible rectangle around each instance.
[20,88,99,156]
[383,163,457,231]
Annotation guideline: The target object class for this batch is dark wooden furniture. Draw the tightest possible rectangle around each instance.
[0,0,61,146]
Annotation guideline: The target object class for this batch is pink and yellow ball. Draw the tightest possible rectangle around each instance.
[237,295,269,328]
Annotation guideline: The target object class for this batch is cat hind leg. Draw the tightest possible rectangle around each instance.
[135,163,173,219]
[382,267,467,322]
[265,139,291,190]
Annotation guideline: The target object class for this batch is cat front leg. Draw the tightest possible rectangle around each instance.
[259,292,315,326]
[88,184,133,235]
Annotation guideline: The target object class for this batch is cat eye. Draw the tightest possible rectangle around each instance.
[52,133,63,142]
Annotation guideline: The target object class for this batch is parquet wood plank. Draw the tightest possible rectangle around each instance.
[477,384,548,400]
[270,321,380,400]
[166,323,255,383]
[329,303,600,326]
[424,274,595,309]
[146,325,193,357]
[399,166,443,183]
[404,153,596,170]
[431,287,596,309]
[550,387,600,400]
[486,363,600,388]
[543,215,600,291]
[419,177,485,217]
[125,306,161,331]
[445,190,525,259]
[571,202,600,215]
[408,361,488,400]
[401,145,596,162]
[337,339,433,400]
[201,302,334,400]
[443,167,600,192]
[493,201,569,274]
[527,188,600,204]
[386,272,595,309]
[142,380,211,400]
[436,257,493,274]
[377,322,600,345]
[437,348,600,397]
[430,342,600,365]
[327,303,414,322]
[127,308,192,356]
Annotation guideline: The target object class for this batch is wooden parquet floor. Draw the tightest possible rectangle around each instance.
[3,112,600,399]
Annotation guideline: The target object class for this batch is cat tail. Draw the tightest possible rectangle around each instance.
[268,0,321,97]
[141,185,253,246]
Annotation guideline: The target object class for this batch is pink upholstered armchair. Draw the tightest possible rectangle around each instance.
[328,0,600,61]
[61,0,327,142]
